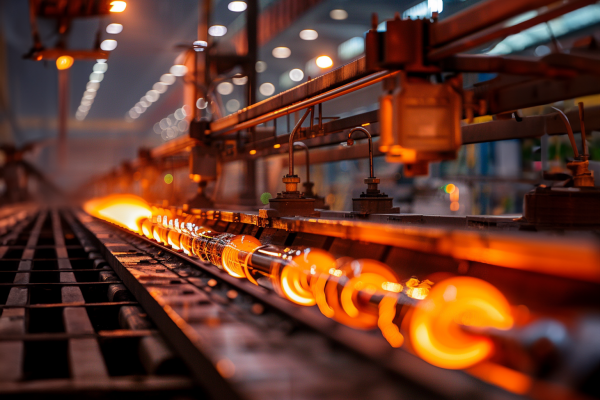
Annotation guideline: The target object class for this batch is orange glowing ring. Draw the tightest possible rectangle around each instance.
[167,229,182,250]
[277,248,336,306]
[180,233,194,255]
[158,225,169,245]
[409,276,513,370]
[140,218,154,239]
[222,235,262,278]
[325,259,400,329]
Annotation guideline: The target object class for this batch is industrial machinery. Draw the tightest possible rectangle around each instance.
[2,0,600,399]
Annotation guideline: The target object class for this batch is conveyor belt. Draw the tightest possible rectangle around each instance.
[71,209,536,400]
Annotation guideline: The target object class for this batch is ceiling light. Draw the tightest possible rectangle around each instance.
[140,98,150,107]
[255,61,267,73]
[81,99,93,106]
[196,98,207,109]
[83,91,96,99]
[96,59,107,63]
[93,63,108,73]
[174,108,185,120]
[56,55,74,70]
[170,65,188,77]
[193,40,207,52]
[259,82,275,96]
[89,72,104,82]
[86,82,100,91]
[226,99,240,112]
[232,75,248,85]
[272,47,291,58]
[208,25,227,37]
[109,1,127,12]
[228,1,247,12]
[330,9,348,20]
[289,69,304,82]
[100,39,118,51]
[153,82,167,93]
[160,118,170,129]
[160,74,176,85]
[129,109,139,119]
[106,23,123,34]
[146,90,160,102]
[217,82,234,95]
[316,56,333,68]
[178,120,189,132]
[299,29,318,40]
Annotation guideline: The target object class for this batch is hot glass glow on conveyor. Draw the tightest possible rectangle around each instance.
[84,195,516,377]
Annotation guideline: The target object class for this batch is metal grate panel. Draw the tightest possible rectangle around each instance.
[0,208,202,398]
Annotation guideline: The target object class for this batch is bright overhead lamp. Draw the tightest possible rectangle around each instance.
[289,69,304,82]
[160,74,176,85]
[217,82,234,95]
[299,29,318,40]
[100,39,117,51]
[208,25,227,37]
[316,55,333,68]
[228,1,247,12]
[106,23,123,34]
[56,55,74,70]
[272,47,291,58]
[93,63,108,73]
[259,82,275,96]
[233,75,248,85]
[109,1,127,12]
[170,65,188,77]
[255,61,267,73]
[330,9,348,20]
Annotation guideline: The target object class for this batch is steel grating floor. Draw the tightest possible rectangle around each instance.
[0,208,203,398]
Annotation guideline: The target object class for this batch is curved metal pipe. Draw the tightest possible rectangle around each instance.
[293,142,310,184]
[348,127,375,178]
[288,108,312,176]
[551,107,579,158]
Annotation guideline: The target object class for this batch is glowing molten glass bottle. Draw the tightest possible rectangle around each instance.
[409,276,513,369]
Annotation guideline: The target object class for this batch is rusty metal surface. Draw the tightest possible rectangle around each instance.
[430,0,558,46]
[473,74,600,114]
[429,0,596,60]
[179,207,600,284]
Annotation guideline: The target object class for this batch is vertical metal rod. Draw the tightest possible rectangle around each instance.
[246,0,258,107]
[293,142,310,184]
[288,108,311,176]
[203,0,212,92]
[310,106,314,133]
[58,68,69,168]
[318,103,322,131]
[578,102,588,155]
